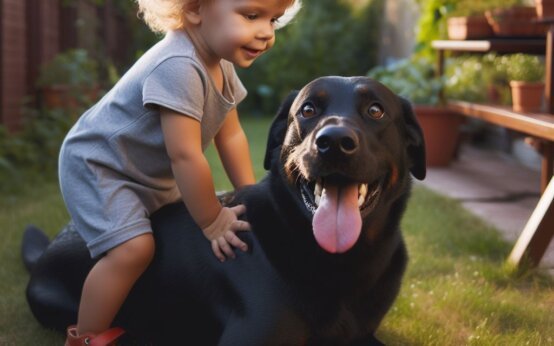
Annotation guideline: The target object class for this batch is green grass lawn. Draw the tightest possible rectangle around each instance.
[1,115,553,345]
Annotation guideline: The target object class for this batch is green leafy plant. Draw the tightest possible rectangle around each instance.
[36,49,99,88]
[414,0,527,57]
[414,0,455,57]
[502,53,545,82]
[443,56,489,102]
[444,53,511,104]
[0,105,75,193]
[367,57,444,105]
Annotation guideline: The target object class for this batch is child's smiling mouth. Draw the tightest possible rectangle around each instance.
[242,47,264,58]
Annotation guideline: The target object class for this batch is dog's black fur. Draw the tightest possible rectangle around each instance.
[23,76,425,345]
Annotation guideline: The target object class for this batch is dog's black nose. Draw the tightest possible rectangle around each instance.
[315,126,359,157]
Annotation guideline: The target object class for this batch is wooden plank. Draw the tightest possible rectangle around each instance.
[448,101,554,141]
[432,39,545,54]
[546,26,554,113]
[508,176,554,267]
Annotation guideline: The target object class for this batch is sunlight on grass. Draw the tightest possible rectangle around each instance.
[1,115,553,345]
[378,186,554,345]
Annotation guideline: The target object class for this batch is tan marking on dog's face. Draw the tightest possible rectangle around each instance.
[316,89,328,100]
[388,163,399,189]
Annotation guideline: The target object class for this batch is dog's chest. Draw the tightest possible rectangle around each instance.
[305,299,368,343]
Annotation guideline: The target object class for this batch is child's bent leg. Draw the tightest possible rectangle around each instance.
[77,233,155,334]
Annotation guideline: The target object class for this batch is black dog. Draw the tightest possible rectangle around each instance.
[23,76,425,345]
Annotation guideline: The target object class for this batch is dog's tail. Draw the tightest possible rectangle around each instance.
[21,225,50,272]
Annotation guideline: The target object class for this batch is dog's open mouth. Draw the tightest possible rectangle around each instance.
[299,178,383,254]
[300,179,382,214]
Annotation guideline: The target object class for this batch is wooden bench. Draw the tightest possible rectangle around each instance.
[432,34,554,269]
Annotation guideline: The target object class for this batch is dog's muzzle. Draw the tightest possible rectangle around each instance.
[288,124,385,254]
[314,125,359,159]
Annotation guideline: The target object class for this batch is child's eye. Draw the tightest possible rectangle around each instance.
[244,13,258,20]
[271,17,281,25]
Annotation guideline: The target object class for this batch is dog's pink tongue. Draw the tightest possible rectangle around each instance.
[312,183,362,253]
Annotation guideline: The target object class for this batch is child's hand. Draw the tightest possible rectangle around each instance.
[201,205,251,262]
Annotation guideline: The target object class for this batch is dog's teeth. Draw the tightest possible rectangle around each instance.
[359,184,368,196]
[358,184,368,207]
[313,180,323,207]
[314,181,323,199]
[359,184,368,198]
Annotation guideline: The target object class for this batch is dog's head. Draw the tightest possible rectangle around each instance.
[264,76,426,254]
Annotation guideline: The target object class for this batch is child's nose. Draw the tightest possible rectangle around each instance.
[256,22,275,41]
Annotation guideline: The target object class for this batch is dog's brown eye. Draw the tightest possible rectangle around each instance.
[368,104,384,119]
[300,103,316,118]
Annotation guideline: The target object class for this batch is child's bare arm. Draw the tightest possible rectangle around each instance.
[160,107,250,261]
[161,108,220,228]
[214,108,256,189]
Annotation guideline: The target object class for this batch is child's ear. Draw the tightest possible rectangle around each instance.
[184,1,202,25]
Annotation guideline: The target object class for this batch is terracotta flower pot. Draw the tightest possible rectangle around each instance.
[535,0,554,18]
[414,105,462,167]
[509,81,545,113]
[485,6,546,37]
[447,15,493,40]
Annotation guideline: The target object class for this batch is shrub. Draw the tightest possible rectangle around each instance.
[0,106,76,193]
[503,53,545,83]
[36,49,99,88]
[368,57,443,105]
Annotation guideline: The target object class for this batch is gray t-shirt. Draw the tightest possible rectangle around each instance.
[58,30,247,257]
[62,29,246,191]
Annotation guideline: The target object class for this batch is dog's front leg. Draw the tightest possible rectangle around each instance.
[217,307,308,346]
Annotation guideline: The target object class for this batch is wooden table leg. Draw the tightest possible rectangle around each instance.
[541,141,554,192]
[508,176,554,268]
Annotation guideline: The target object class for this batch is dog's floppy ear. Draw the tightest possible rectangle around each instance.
[400,97,426,180]
[263,90,299,170]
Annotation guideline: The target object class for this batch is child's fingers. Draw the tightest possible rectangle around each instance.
[211,239,225,262]
[218,236,235,259]
[224,231,248,252]
[230,220,251,232]
[229,204,246,216]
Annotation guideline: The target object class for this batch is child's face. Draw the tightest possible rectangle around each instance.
[195,0,290,68]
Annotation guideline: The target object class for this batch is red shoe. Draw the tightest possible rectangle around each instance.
[64,325,125,346]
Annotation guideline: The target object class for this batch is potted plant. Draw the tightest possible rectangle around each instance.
[368,58,462,167]
[445,1,496,40]
[36,49,100,111]
[484,0,546,37]
[502,53,545,113]
[447,15,493,40]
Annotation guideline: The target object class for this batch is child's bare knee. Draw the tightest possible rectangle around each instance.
[108,233,155,270]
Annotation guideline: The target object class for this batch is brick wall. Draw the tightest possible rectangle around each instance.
[0,0,129,132]
[27,0,60,97]
[1,0,27,131]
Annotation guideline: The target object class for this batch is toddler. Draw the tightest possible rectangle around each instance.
[59,0,300,344]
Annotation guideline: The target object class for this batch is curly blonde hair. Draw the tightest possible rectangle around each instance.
[137,0,301,34]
